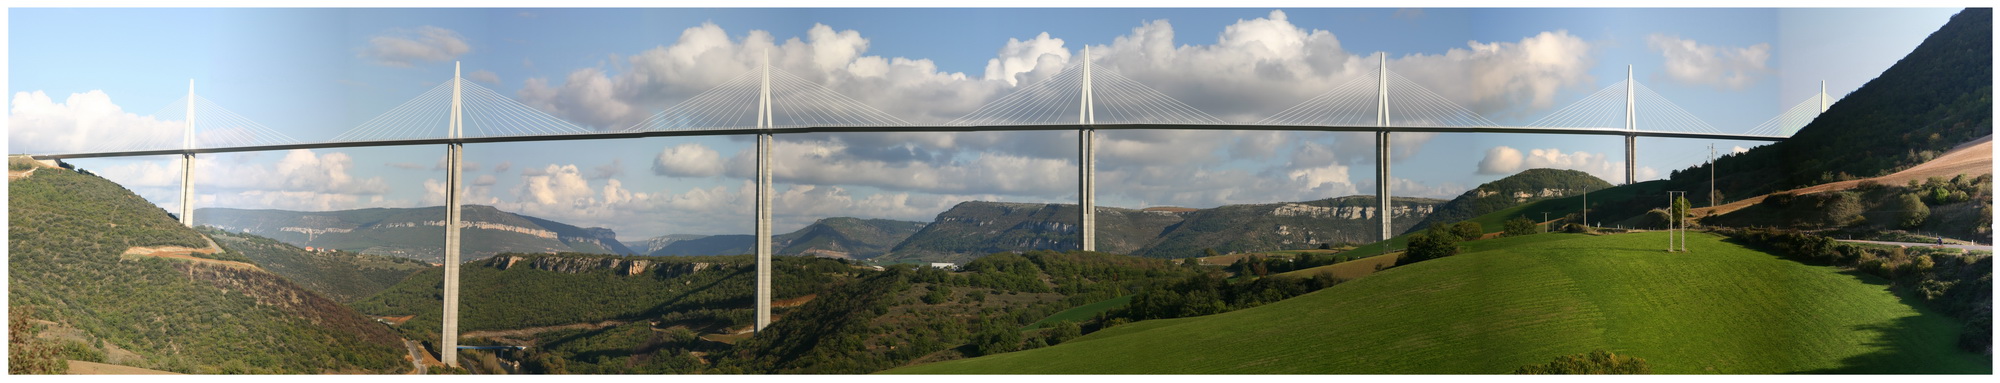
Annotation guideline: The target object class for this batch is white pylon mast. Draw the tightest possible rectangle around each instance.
[1375,53,1392,243]
[754,50,774,332]
[441,61,465,368]
[179,80,197,228]
[1079,46,1097,252]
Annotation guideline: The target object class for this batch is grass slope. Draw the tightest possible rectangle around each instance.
[1025,295,1132,330]
[890,232,1989,374]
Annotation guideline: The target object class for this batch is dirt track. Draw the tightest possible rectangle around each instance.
[1695,136,1991,217]
[67,360,178,375]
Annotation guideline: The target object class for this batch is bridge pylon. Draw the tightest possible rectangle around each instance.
[441,62,465,368]
[755,51,774,332]
[180,79,197,228]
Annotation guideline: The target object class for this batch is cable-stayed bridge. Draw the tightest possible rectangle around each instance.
[27,50,1829,367]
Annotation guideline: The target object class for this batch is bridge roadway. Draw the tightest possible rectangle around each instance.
[29,122,1785,368]
[27,123,1784,160]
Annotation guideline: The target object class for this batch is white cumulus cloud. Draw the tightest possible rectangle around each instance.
[9,90,183,154]
[652,143,725,177]
[1648,34,1770,90]
[362,26,472,67]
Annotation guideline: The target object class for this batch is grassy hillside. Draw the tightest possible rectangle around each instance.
[1406,169,1612,235]
[203,228,431,303]
[8,166,406,374]
[890,232,1989,374]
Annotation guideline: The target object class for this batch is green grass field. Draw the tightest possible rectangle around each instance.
[1025,295,1134,330]
[889,231,1990,374]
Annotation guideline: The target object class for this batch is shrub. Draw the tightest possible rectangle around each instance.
[1513,350,1651,374]
[1562,223,1591,234]
[1045,321,1082,345]
[1502,216,1539,237]
[1397,225,1461,266]
[1898,193,1931,228]
[1451,221,1484,241]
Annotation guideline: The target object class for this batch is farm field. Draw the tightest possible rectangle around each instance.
[890,231,1990,374]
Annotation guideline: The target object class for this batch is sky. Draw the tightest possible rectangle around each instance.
[6,7,1963,241]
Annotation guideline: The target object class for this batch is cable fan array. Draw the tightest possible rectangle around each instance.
[1261,69,1498,128]
[948,61,1225,126]
[85,95,304,153]
[1745,95,1825,137]
[622,67,909,132]
[1526,80,1723,134]
[331,79,591,142]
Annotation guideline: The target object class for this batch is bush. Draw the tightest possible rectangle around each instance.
[1502,216,1539,237]
[1513,350,1651,374]
[1898,193,1931,228]
[1450,221,1484,241]
[1562,223,1591,234]
[1045,321,1082,345]
[1397,225,1461,266]
[969,325,1020,356]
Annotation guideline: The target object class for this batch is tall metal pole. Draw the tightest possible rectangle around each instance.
[1708,144,1716,207]
[441,62,465,368]
[755,51,774,332]
[179,80,197,228]
[1079,47,1097,252]
[1376,54,1393,242]
[1625,65,1637,185]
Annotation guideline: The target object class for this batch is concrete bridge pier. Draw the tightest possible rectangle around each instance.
[441,62,464,368]
[754,52,774,332]
[179,153,195,227]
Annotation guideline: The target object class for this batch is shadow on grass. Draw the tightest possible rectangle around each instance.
[1793,272,1989,374]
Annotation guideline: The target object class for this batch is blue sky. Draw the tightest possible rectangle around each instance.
[8,7,1961,240]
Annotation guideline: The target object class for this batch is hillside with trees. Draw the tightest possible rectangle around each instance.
[203,228,432,303]
[1406,169,1612,235]
[8,163,407,374]
[1663,8,1990,203]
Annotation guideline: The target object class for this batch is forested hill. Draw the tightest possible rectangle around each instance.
[8,162,406,374]
[1405,169,1612,235]
[1670,8,1991,199]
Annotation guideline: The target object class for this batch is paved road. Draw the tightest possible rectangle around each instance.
[403,340,427,374]
[1836,240,1992,252]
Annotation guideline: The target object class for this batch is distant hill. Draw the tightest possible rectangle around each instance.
[1138,196,1444,258]
[202,227,431,303]
[1404,169,1612,235]
[878,202,1187,264]
[195,205,635,262]
[1670,8,1991,200]
[8,163,406,373]
[879,198,1444,263]
[642,217,925,258]
[623,234,710,255]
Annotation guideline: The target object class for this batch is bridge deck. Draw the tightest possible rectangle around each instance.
[28,124,1784,160]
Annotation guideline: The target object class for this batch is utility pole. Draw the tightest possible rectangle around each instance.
[1581,189,1588,229]
[1542,212,1550,233]
[1708,143,1717,207]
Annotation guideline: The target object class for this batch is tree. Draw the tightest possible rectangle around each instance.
[1513,350,1652,374]
[1451,221,1484,241]
[1818,192,1864,227]
[1502,216,1538,237]
[1397,225,1461,266]
[1898,193,1931,228]
[1046,321,1082,345]
[1671,195,1692,227]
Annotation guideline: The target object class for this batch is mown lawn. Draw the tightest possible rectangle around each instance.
[889,231,1990,374]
